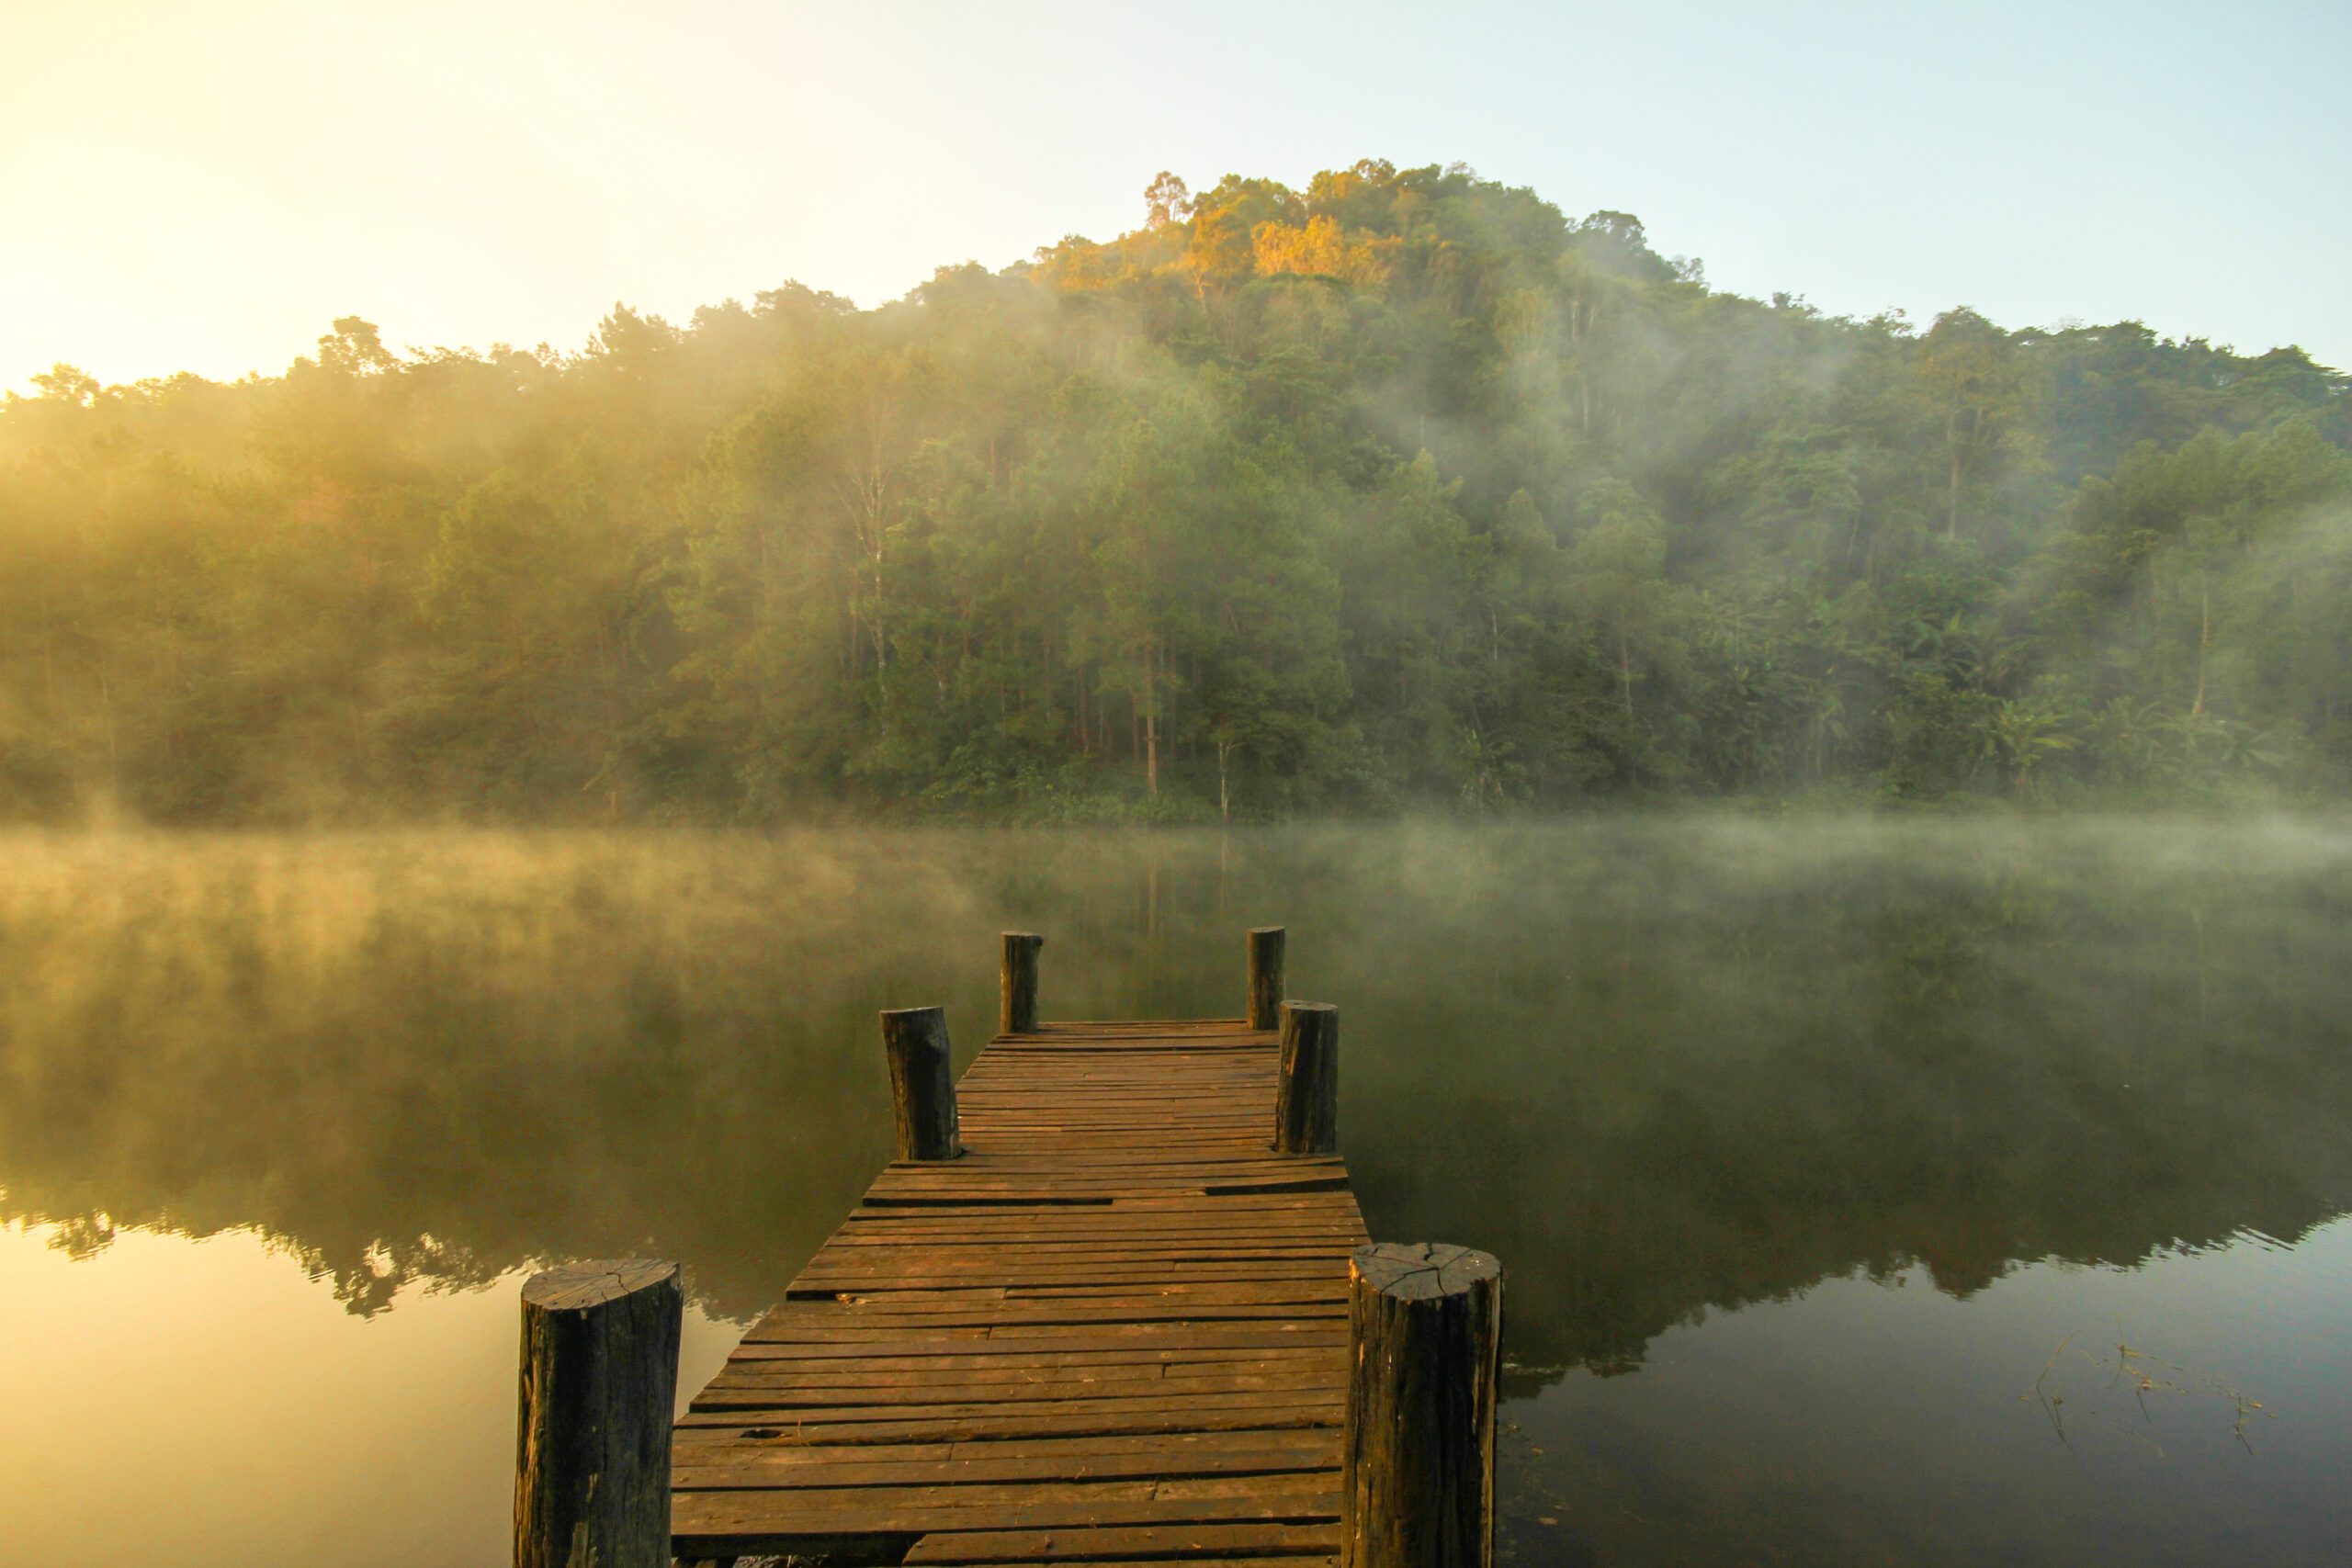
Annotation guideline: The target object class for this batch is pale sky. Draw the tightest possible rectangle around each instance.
[6,1,2346,391]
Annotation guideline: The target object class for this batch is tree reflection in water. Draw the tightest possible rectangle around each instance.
[0,818,2346,1380]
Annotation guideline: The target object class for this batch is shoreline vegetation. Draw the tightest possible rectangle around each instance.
[5,160,2347,826]
[4,818,2346,1341]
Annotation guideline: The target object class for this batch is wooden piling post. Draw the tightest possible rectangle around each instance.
[882,1005,961,1160]
[1341,1243,1503,1568]
[1272,999,1339,1155]
[514,1259,683,1568]
[1248,926,1286,1030]
[1001,931,1044,1034]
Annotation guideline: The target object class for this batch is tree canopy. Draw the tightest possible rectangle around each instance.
[5,159,2346,823]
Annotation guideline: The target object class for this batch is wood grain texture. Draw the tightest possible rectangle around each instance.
[516,1259,682,1568]
[1001,933,1045,1035]
[1271,1004,1340,1156]
[883,1006,962,1161]
[1246,928,1285,1031]
[1340,1244,1501,1568]
[672,1005,1370,1563]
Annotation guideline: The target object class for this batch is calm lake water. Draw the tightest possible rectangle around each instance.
[2,819,2348,1566]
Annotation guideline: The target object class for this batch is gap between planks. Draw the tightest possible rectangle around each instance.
[673,1016,1365,1563]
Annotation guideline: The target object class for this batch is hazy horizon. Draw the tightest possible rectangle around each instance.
[7,0,2347,389]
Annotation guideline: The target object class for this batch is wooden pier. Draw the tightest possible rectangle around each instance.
[511,931,1499,1568]
[673,1008,1362,1564]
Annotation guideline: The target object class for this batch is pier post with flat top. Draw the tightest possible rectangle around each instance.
[882,1005,961,1160]
[514,1258,682,1568]
[670,925,1416,1562]
[1001,931,1044,1034]
[1248,926,1286,1030]
[1272,999,1339,1155]
[1341,1242,1503,1568]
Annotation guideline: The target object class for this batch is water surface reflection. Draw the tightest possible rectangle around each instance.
[2,820,2346,1564]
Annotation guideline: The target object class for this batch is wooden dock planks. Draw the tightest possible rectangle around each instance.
[672,1018,1366,1566]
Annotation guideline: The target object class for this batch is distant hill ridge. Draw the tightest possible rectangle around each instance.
[4,158,2346,821]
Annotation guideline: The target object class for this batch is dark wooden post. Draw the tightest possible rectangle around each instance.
[1001,931,1044,1034]
[514,1259,683,1568]
[1248,926,1286,1030]
[881,1004,961,1160]
[1272,999,1339,1155]
[1341,1243,1503,1568]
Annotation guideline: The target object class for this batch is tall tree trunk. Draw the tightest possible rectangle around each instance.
[1947,460,1962,540]
[1144,645,1159,797]
[1945,407,1967,541]
[2192,577,2211,716]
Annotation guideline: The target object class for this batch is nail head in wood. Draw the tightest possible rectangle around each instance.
[1341,1242,1503,1568]
[1272,999,1339,1155]
[881,1005,961,1160]
[514,1258,683,1568]
[1001,932,1044,1034]
[1248,926,1286,1031]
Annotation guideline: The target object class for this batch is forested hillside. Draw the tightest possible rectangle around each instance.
[5,160,2347,823]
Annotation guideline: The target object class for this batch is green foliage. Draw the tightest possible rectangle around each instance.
[2,162,2347,822]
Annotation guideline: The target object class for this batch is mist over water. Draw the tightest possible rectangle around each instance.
[3,818,2349,1565]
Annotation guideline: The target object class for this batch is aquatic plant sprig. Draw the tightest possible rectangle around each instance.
[2021,1319,2274,1455]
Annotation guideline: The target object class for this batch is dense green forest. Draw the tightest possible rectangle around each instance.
[5,160,2347,823]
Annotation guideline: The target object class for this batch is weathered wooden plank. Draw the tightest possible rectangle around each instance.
[722,1342,1345,1369]
[792,1264,1348,1289]
[917,1559,1332,1568]
[830,1224,1359,1239]
[729,1333,1343,1359]
[672,1008,1367,1563]
[712,1354,1341,1384]
[671,1429,1334,1461]
[690,1390,1346,1419]
[673,1449,1338,1491]
[809,1239,1363,1257]
[741,1307,1347,1337]
[854,1199,1362,1213]
[703,1363,1170,1393]
[690,1386,1345,1418]
[900,1522,1344,1563]
[936,1432,1336,1461]
[831,1219,1363,1236]
[673,1473,1335,1508]
[702,1364,1333,1395]
[1002,1281,1347,1301]
[673,1405,1340,1444]
[857,1182,1325,1199]
[746,1297,1348,1318]
[836,1210,1364,1230]
[790,1286,1342,1308]
[800,1245,1353,1262]
[808,1227,1357,1247]
[678,1438,1350,1473]
[782,1284,1351,1310]
[869,1157,1345,1173]
[814,1237,1362,1254]
[674,1495,1341,1541]
[934,1560,1336,1568]
[797,1265,1354,1284]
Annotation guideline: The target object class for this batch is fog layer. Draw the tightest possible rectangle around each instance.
[5,818,2345,1359]
[3,162,2346,822]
